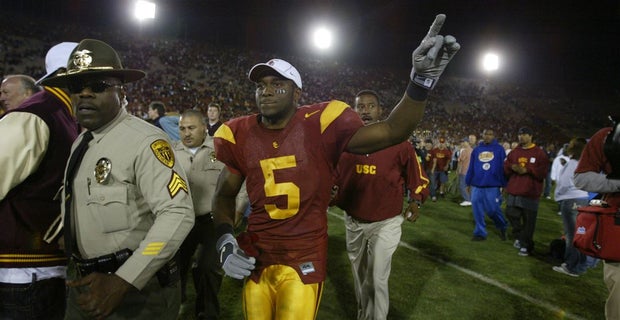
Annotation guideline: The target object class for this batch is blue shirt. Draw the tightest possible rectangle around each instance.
[465,139,507,187]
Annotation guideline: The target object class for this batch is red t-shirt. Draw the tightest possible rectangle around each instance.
[431,147,452,172]
[214,100,363,283]
[503,144,549,199]
[335,141,429,221]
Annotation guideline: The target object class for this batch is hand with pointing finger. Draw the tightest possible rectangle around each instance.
[411,14,461,90]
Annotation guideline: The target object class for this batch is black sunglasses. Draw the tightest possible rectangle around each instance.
[67,80,120,94]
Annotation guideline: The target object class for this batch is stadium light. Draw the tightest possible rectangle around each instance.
[312,27,333,50]
[481,52,500,73]
[134,0,156,21]
[306,21,339,54]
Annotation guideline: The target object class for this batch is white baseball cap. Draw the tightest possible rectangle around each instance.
[248,58,302,89]
[36,42,79,85]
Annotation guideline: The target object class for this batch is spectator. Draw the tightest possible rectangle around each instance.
[552,137,590,277]
[502,141,512,156]
[0,74,40,111]
[457,139,473,206]
[159,115,180,141]
[465,129,508,241]
[504,127,549,256]
[542,143,557,199]
[550,143,570,183]
[468,134,477,146]
[0,42,79,320]
[333,90,429,319]
[420,139,433,177]
[429,137,452,201]
[148,100,180,141]
[148,100,165,128]
[574,119,620,318]
[206,101,223,136]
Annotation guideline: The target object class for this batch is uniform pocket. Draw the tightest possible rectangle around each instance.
[87,186,130,232]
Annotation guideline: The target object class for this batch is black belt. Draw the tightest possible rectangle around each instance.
[73,249,180,287]
[196,213,214,222]
[73,249,133,276]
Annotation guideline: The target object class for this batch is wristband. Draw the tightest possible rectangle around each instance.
[406,80,429,101]
[215,223,234,241]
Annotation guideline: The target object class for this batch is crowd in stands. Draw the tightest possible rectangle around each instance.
[1,11,618,149]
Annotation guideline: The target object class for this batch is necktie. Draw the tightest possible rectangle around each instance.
[63,131,93,258]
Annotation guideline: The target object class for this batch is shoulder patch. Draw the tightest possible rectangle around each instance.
[320,100,350,134]
[150,139,175,168]
[168,170,189,197]
[214,124,236,144]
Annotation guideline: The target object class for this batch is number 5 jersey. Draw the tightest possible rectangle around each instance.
[214,100,363,284]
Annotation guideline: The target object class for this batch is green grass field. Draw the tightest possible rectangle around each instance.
[181,184,607,319]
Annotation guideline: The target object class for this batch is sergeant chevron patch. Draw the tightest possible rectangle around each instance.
[168,171,188,197]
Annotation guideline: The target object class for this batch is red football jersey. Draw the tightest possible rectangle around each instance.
[214,100,363,283]
[335,141,430,221]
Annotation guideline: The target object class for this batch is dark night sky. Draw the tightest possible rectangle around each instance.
[4,0,620,85]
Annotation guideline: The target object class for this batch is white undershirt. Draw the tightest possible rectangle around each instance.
[0,266,66,284]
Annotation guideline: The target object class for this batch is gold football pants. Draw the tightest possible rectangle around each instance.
[243,264,323,320]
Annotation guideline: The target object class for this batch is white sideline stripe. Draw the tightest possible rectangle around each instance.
[328,211,585,320]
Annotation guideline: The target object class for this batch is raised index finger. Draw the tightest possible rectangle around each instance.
[426,14,446,38]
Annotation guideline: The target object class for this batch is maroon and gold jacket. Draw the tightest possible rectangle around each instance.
[335,141,430,222]
[0,87,78,267]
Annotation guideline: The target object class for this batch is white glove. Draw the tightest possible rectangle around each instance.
[216,233,256,279]
[411,14,460,90]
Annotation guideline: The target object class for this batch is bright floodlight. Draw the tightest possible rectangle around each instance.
[482,53,500,72]
[134,0,156,21]
[312,27,333,50]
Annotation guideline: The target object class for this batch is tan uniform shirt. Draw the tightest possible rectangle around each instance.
[173,136,224,216]
[173,136,249,217]
[64,110,194,289]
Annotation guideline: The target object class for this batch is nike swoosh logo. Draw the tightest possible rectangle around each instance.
[305,110,320,118]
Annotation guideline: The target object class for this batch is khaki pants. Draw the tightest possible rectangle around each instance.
[605,261,620,320]
[345,213,403,320]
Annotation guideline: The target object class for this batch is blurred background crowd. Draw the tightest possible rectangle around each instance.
[1,10,618,149]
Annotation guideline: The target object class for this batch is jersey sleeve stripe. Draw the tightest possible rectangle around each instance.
[214,123,236,144]
[320,100,350,134]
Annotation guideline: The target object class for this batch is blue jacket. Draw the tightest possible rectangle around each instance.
[465,139,507,187]
[159,115,180,141]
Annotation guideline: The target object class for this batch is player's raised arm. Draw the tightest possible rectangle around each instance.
[347,14,460,154]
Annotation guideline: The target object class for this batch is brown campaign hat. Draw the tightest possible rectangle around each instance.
[40,39,145,87]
